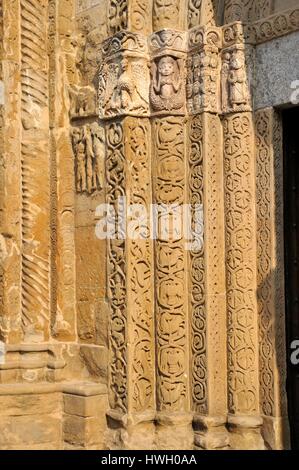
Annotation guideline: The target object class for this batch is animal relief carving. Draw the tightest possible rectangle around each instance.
[99,56,149,118]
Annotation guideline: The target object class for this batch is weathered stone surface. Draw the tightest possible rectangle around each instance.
[255,31,299,109]
[0,415,61,446]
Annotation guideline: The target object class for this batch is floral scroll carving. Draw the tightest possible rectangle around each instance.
[188,0,218,29]
[153,117,188,412]
[223,113,259,415]
[108,0,128,35]
[188,114,207,414]
[224,0,272,24]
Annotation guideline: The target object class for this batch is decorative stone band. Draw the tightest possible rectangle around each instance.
[102,31,148,60]
[223,9,299,47]
[251,8,299,45]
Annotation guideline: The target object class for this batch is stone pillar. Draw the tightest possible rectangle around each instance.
[0,0,22,344]
[187,25,229,449]
[99,31,155,449]
[49,0,76,341]
[20,0,52,343]
[221,22,264,449]
[255,107,290,449]
[149,29,193,450]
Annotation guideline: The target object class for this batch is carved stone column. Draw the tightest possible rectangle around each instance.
[187,25,229,450]
[0,0,22,344]
[222,22,264,449]
[49,0,76,341]
[255,107,290,449]
[99,31,155,450]
[149,29,193,450]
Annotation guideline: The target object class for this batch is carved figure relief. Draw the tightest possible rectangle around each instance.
[99,56,149,118]
[70,85,97,119]
[221,48,251,114]
[72,123,105,194]
[150,56,185,113]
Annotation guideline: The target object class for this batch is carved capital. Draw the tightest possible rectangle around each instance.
[187,26,222,114]
[149,30,187,116]
[99,33,150,119]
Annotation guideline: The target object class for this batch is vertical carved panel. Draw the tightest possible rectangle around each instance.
[125,117,155,414]
[223,113,259,416]
[107,121,127,413]
[0,0,22,343]
[20,0,51,342]
[189,114,207,414]
[204,113,227,417]
[108,0,152,35]
[153,117,189,413]
[131,0,153,34]
[107,118,155,418]
[108,0,128,34]
[255,108,288,448]
[188,0,219,29]
[153,0,184,30]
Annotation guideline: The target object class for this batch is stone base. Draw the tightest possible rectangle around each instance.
[155,412,194,450]
[0,382,108,450]
[194,415,230,450]
[227,415,265,450]
[261,416,291,450]
[105,410,156,450]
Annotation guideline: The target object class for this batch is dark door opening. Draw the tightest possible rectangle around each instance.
[283,107,299,450]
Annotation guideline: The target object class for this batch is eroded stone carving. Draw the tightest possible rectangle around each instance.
[72,123,105,193]
[153,0,182,30]
[221,47,251,114]
[99,33,150,119]
[99,56,149,118]
[150,56,185,114]
[188,0,219,29]
[188,26,222,114]
[224,0,272,24]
